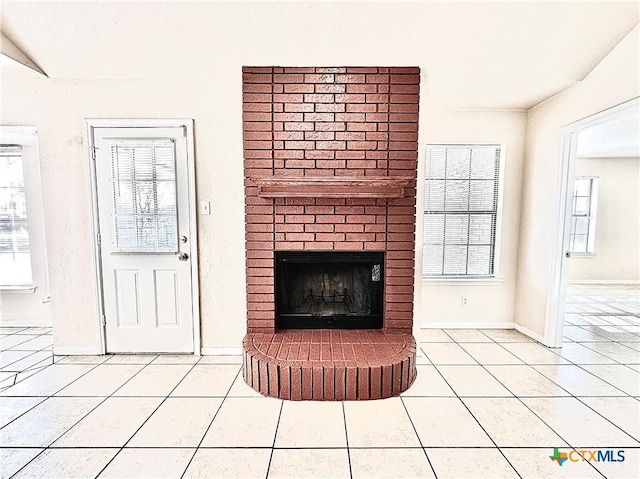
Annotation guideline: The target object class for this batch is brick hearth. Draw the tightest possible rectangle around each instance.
[243,330,417,400]
[242,66,420,399]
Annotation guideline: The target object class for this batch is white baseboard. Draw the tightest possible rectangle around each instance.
[514,323,545,343]
[200,347,243,356]
[420,322,515,329]
[0,319,53,328]
[569,280,640,285]
[53,346,103,356]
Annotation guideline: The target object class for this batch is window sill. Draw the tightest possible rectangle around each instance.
[0,285,37,294]
[422,277,505,286]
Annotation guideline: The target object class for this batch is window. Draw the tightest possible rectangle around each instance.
[0,145,33,286]
[569,177,598,255]
[423,145,502,278]
[109,140,178,252]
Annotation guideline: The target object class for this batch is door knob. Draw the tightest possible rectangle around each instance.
[565,251,572,258]
[178,253,189,261]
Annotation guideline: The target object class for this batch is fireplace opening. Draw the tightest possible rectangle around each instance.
[275,251,384,329]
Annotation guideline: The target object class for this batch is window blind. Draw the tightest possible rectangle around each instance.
[0,145,34,286]
[109,139,178,252]
[423,145,501,277]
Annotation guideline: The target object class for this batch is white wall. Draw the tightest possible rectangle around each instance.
[2,20,637,352]
[1,70,529,349]
[568,157,640,282]
[416,109,527,328]
[517,25,640,337]
[0,74,247,353]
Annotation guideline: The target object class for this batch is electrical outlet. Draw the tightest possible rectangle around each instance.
[620,264,625,271]
[461,296,469,306]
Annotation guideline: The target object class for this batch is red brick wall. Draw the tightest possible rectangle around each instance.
[243,66,419,335]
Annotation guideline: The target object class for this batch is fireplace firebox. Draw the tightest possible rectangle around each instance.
[275,251,384,330]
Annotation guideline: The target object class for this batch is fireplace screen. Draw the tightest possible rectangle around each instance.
[275,251,384,329]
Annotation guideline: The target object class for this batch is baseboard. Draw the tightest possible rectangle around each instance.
[569,280,640,285]
[420,322,515,329]
[0,319,53,328]
[514,323,545,343]
[53,346,103,356]
[200,347,243,356]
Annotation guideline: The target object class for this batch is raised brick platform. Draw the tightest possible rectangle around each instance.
[242,330,417,400]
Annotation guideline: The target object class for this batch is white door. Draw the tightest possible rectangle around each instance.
[93,127,195,353]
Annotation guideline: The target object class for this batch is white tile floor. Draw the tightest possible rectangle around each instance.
[0,290,639,478]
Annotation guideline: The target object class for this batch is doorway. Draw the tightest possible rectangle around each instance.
[547,98,639,347]
[87,120,200,353]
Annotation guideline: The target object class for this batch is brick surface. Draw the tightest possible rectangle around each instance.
[242,330,416,400]
[243,66,419,338]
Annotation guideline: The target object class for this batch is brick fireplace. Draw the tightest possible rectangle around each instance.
[242,66,420,400]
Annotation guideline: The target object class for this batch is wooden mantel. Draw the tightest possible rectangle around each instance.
[250,176,413,198]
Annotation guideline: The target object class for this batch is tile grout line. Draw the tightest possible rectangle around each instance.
[427,358,523,479]
[179,364,243,479]
[0,348,51,373]
[87,356,204,479]
[2,330,54,352]
[452,341,613,477]
[341,401,353,479]
[264,398,285,479]
[1,358,109,431]
[398,396,438,478]
[5,358,122,479]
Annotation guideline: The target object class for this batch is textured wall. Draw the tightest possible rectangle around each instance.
[243,67,420,334]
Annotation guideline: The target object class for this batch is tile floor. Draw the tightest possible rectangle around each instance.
[0,290,639,478]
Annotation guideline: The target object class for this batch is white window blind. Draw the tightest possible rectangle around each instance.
[109,139,178,252]
[0,146,34,286]
[423,145,502,277]
[569,177,598,255]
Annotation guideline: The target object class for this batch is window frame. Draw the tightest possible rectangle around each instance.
[0,145,33,288]
[422,143,505,280]
[0,126,48,295]
[569,176,598,256]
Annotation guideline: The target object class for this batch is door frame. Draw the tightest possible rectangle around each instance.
[544,97,639,347]
[85,119,200,355]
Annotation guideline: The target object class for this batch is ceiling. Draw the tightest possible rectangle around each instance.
[1,1,638,110]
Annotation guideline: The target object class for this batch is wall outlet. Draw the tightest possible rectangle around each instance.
[461,296,469,306]
[620,264,625,271]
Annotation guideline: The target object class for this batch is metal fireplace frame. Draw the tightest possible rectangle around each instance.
[275,251,385,330]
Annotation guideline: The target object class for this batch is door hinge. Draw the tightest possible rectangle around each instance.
[182,126,187,137]
[91,147,96,161]
[101,314,106,327]
[96,233,101,245]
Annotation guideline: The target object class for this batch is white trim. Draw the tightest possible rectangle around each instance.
[201,347,243,356]
[0,319,52,327]
[569,280,640,286]
[421,321,515,329]
[422,278,505,286]
[53,346,103,356]
[545,97,640,348]
[0,286,37,293]
[514,323,545,343]
[0,126,49,297]
[85,119,200,355]
[86,122,107,355]
[184,121,201,355]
